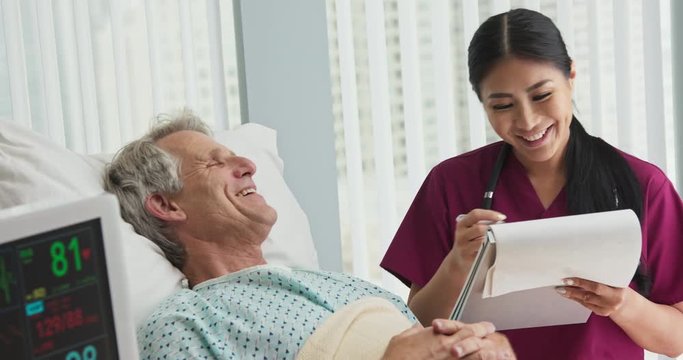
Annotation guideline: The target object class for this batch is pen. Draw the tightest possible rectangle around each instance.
[455,214,504,225]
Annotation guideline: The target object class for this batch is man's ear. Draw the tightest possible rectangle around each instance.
[144,194,187,222]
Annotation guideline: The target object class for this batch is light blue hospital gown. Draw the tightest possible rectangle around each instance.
[137,265,415,359]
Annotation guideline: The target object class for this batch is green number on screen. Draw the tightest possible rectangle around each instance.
[68,237,82,272]
[0,257,10,304]
[50,237,82,278]
[50,241,68,277]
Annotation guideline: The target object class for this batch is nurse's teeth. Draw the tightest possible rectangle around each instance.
[523,128,547,141]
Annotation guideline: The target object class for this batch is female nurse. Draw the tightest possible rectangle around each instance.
[381,8,683,360]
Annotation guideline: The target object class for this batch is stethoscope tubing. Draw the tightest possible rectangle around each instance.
[482,143,512,210]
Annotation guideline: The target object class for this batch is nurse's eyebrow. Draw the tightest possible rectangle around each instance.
[487,79,553,99]
[525,79,553,92]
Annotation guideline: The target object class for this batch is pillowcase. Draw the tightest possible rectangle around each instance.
[0,120,319,327]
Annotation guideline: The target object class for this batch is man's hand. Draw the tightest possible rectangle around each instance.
[382,319,514,359]
[432,319,515,360]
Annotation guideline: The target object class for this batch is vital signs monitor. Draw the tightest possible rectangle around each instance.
[0,195,138,359]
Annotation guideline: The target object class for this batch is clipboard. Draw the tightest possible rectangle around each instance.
[449,210,641,331]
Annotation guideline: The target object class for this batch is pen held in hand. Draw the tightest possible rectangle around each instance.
[455,214,505,225]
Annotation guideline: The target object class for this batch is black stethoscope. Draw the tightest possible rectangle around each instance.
[481,143,512,210]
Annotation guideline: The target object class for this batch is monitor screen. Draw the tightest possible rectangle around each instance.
[0,218,119,359]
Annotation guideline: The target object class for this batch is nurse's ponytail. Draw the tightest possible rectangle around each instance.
[565,117,650,295]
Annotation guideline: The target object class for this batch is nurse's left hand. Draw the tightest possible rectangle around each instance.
[555,277,632,317]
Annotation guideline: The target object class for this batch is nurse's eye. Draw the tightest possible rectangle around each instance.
[532,92,552,102]
[492,103,513,111]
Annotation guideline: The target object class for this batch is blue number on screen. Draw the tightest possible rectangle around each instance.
[83,345,97,360]
[64,344,97,360]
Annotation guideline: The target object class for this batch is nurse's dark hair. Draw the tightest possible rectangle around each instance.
[468,8,650,295]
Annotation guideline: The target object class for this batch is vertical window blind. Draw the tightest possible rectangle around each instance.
[0,0,242,154]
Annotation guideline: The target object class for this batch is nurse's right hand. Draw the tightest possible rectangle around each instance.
[450,209,507,274]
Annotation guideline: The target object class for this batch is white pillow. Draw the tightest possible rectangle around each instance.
[0,120,318,327]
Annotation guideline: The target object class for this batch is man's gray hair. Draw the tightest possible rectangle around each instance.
[103,109,212,269]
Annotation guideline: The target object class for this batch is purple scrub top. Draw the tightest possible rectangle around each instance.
[381,141,683,360]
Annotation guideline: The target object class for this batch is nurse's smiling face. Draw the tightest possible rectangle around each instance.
[479,56,575,170]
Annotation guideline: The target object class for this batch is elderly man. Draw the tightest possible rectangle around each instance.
[104,111,514,359]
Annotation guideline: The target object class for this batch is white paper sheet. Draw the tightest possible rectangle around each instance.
[453,236,596,330]
[484,209,642,298]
